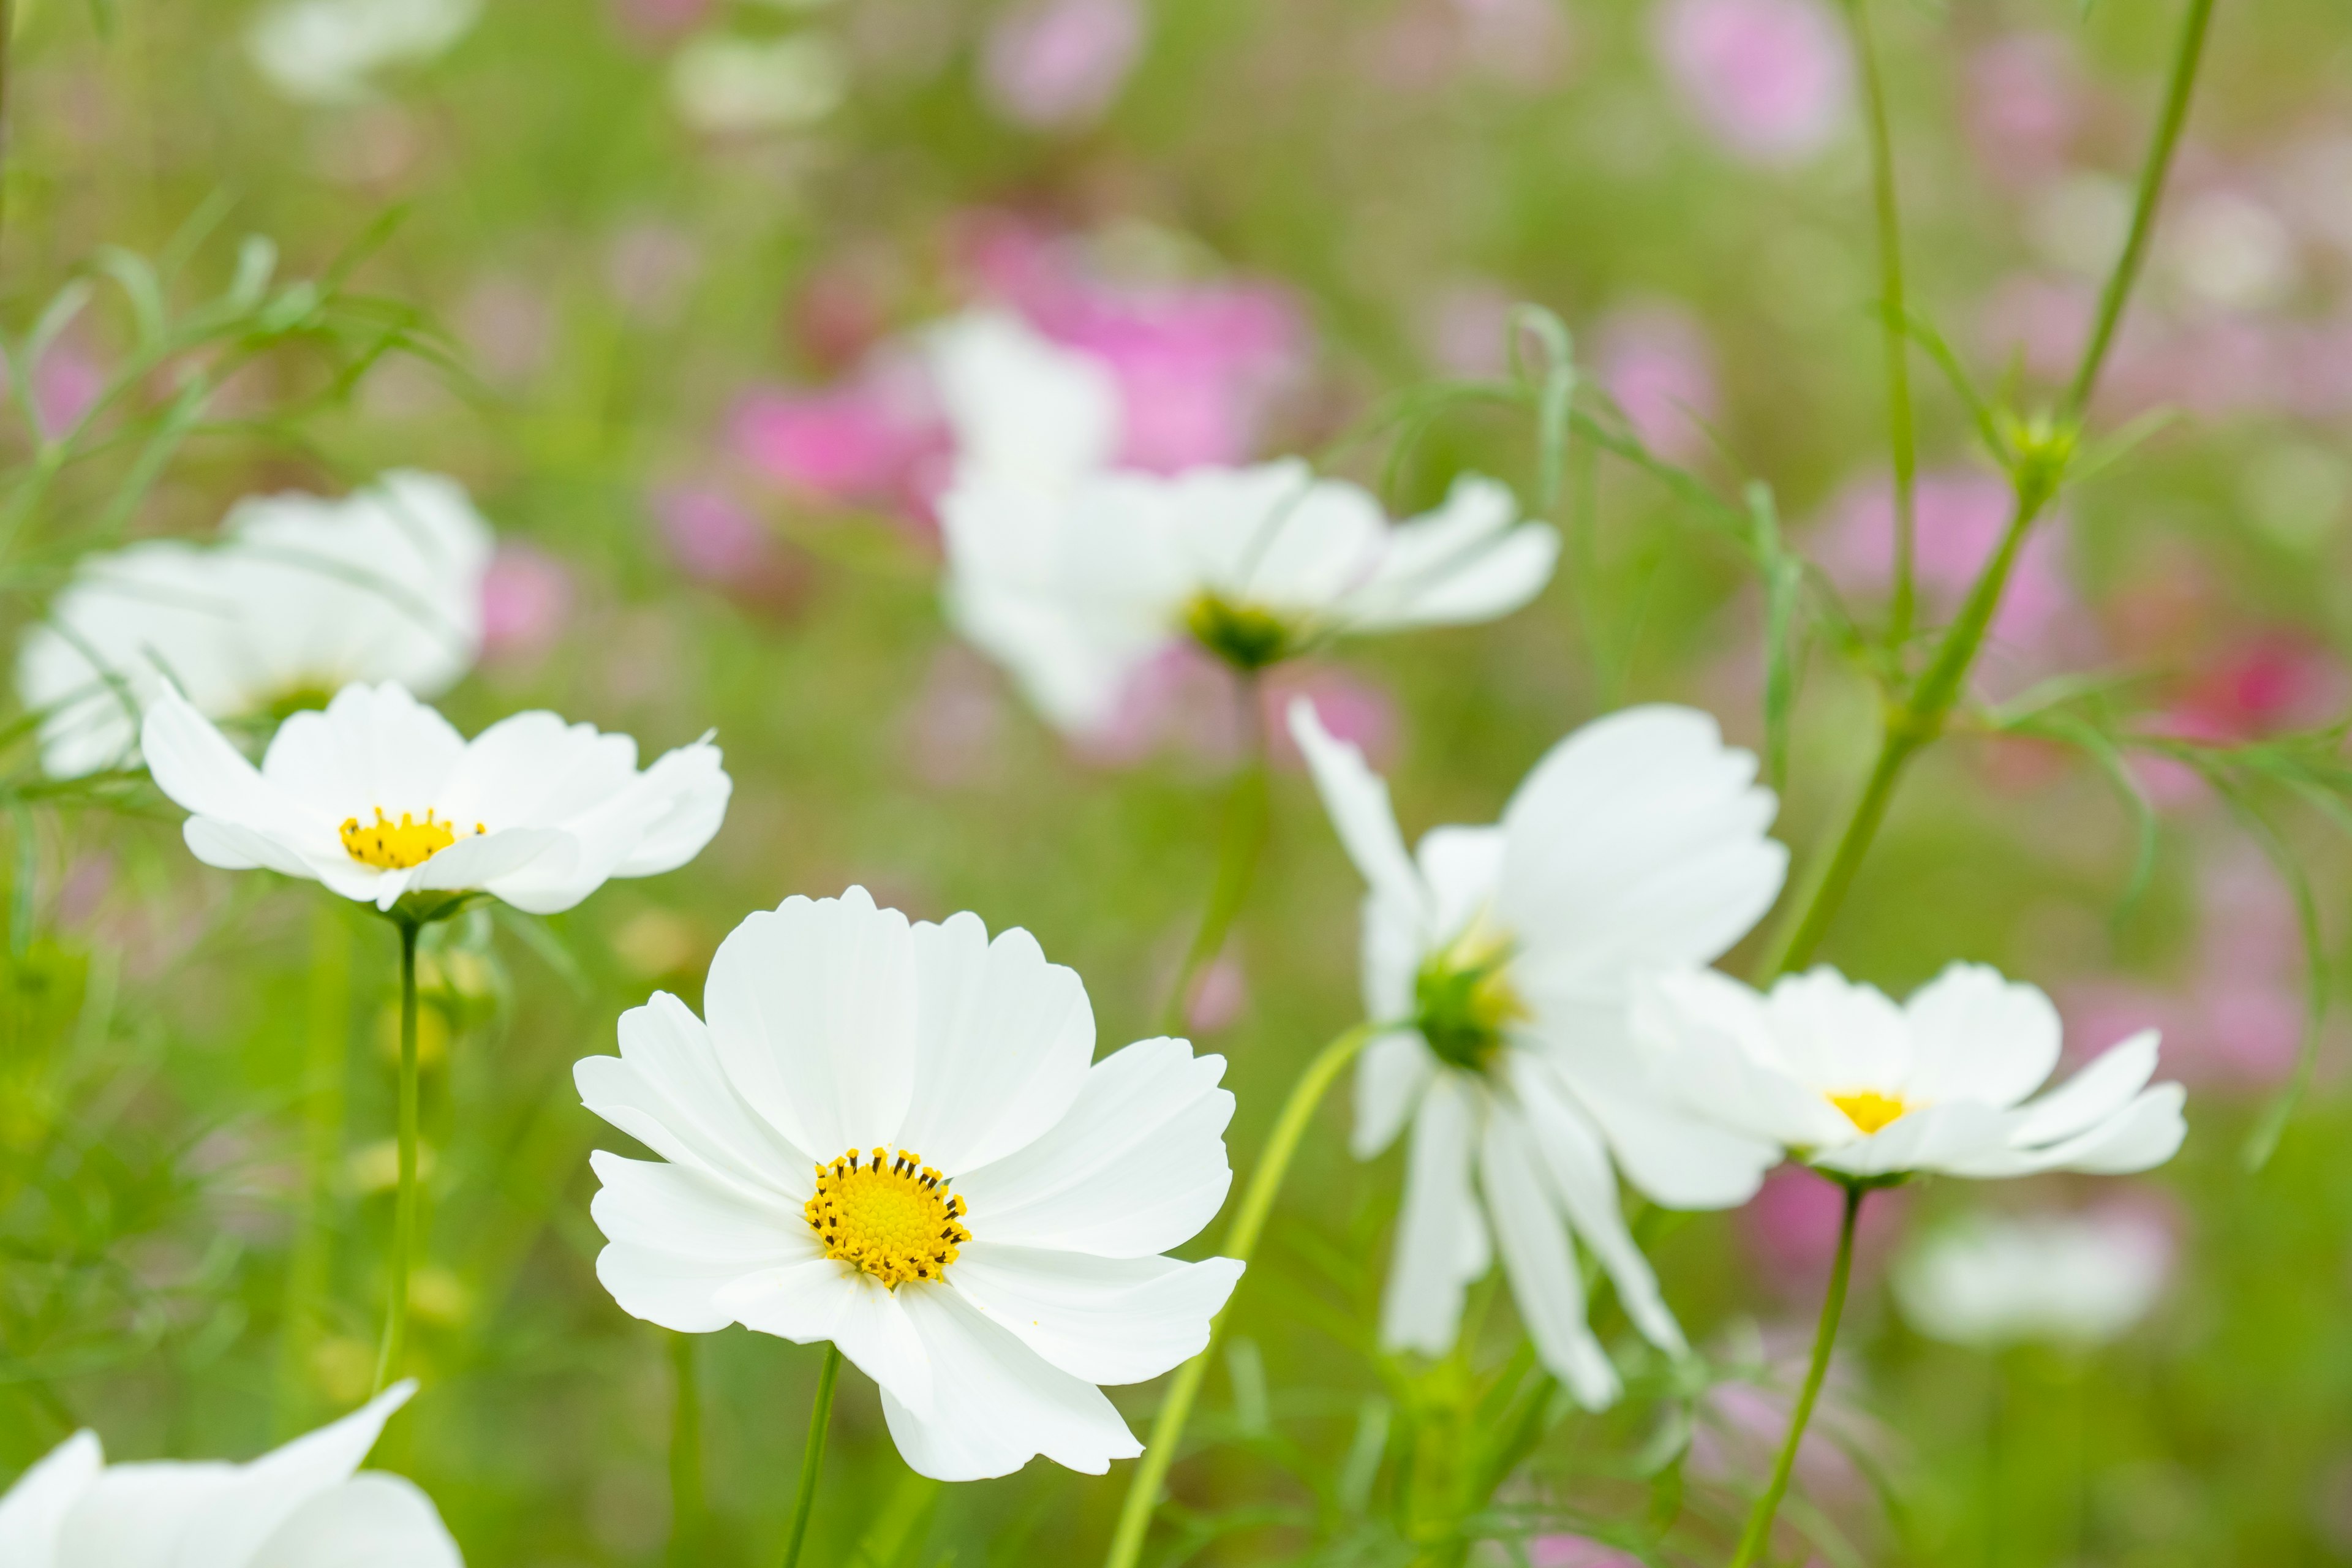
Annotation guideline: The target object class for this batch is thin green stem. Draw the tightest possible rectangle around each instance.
[277,904,350,1433]
[372,918,421,1394]
[1158,676,1270,1036]
[780,1343,843,1568]
[668,1333,704,1568]
[1843,0,1918,650]
[1728,1182,1864,1568]
[1102,1020,1379,1568]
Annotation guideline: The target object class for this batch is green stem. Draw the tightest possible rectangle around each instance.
[277,904,350,1433]
[780,1343,843,1568]
[669,1333,705,1568]
[1728,1182,1864,1568]
[1843,0,1918,650]
[372,918,420,1394]
[1158,677,1270,1036]
[1102,1020,1379,1568]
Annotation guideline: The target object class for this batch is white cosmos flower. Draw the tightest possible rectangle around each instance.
[1891,1208,2174,1351]
[927,311,1123,498]
[941,385,1556,734]
[19,471,492,779]
[1287,698,1789,1406]
[1633,963,2187,1182]
[576,886,1243,1481]
[139,680,730,916]
[0,1381,461,1567]
[248,0,481,104]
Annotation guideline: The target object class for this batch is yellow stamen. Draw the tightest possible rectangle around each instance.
[1828,1089,1910,1136]
[805,1147,970,1289]
[338,808,486,870]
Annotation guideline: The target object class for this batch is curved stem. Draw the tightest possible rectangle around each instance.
[1728,1182,1864,1568]
[1842,0,1918,651]
[1158,676,1270,1036]
[780,1343,842,1568]
[1102,1020,1379,1568]
[371,917,420,1394]
[668,1333,704,1567]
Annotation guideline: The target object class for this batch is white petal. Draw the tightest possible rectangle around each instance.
[928,311,1122,493]
[1623,969,1839,1159]
[895,914,1095,1174]
[1808,1101,2018,1179]
[141,684,317,831]
[2013,1031,2162,1147]
[1341,476,1559,631]
[949,1243,1242,1385]
[1379,1072,1489,1357]
[576,992,815,1202]
[258,682,467,815]
[249,1474,463,1568]
[1761,967,1912,1095]
[1900,963,2063,1110]
[718,1266,935,1421]
[587,1152,815,1332]
[1287,696,1426,924]
[1415,826,1506,944]
[403,827,572,895]
[701,889,918,1161]
[1956,1082,2187,1178]
[1353,1028,1436,1159]
[56,1464,234,1568]
[170,1383,418,1568]
[182,817,326,880]
[0,1430,101,1568]
[1479,1107,1620,1407]
[611,742,733,876]
[952,1038,1233,1259]
[880,1284,1139,1481]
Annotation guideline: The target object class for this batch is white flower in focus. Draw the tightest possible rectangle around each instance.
[0,1381,461,1567]
[1892,1208,2173,1351]
[576,886,1243,1480]
[1287,699,1789,1406]
[249,0,481,104]
[140,681,731,915]
[1635,963,2187,1182]
[20,471,492,779]
[945,451,1558,736]
[668,33,848,135]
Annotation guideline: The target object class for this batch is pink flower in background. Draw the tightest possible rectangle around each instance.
[2158,633,2346,745]
[1966,36,2082,187]
[731,356,951,522]
[1526,1539,1643,1568]
[651,484,809,614]
[1654,0,1852,165]
[1597,303,1719,463]
[1978,271,2098,384]
[480,541,575,663]
[1262,668,1400,773]
[1454,0,1572,88]
[1692,1327,1880,1501]
[980,0,1147,130]
[1741,1164,1910,1295]
[609,0,709,39]
[1073,643,1250,769]
[7,342,108,439]
[1419,280,1517,377]
[1185,944,1248,1034]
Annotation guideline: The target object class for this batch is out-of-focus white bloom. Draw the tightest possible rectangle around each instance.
[249,0,481,104]
[578,887,1242,1480]
[1637,963,2187,1182]
[1288,699,1789,1406]
[1893,1208,2174,1351]
[0,1381,461,1567]
[140,680,731,916]
[927,311,1123,498]
[668,33,848,135]
[20,471,492,779]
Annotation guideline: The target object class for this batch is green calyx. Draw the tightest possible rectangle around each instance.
[1412,931,1523,1073]
[1184,593,1298,673]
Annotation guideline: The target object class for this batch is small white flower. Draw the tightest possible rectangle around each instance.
[668,33,848,135]
[249,0,481,104]
[1288,698,1789,1405]
[1634,963,2187,1182]
[1892,1208,2174,1351]
[0,1381,461,1567]
[576,886,1243,1481]
[140,680,730,916]
[20,471,492,779]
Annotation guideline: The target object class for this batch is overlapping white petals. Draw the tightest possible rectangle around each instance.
[1635,962,2188,1182]
[576,888,1242,1481]
[140,680,728,914]
[0,1382,462,1568]
[20,472,491,778]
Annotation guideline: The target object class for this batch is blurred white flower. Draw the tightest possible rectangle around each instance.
[1288,699,1789,1406]
[928,310,1123,497]
[1636,963,2187,1182]
[140,680,731,915]
[577,886,1242,1480]
[2169,189,2299,313]
[19,470,492,779]
[668,32,847,135]
[1893,1208,2174,1351]
[248,0,481,104]
[941,375,1556,733]
[0,1381,461,1567]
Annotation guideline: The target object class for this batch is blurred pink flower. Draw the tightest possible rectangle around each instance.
[1526,1538,1642,1568]
[979,0,1147,130]
[1419,280,1517,377]
[1741,1164,1910,1295]
[16,342,106,439]
[651,484,809,614]
[1185,944,1248,1034]
[1978,271,2098,384]
[609,0,710,40]
[1597,303,1719,464]
[793,255,899,371]
[1654,0,1852,166]
[1692,1327,1881,1503]
[2158,633,2346,745]
[1074,642,1249,768]
[480,542,575,664]
[1264,668,1400,773]
[1966,35,2082,187]
[1454,0,1572,88]
[731,355,951,522]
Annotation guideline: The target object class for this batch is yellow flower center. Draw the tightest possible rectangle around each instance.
[805,1147,970,1289]
[1828,1089,1911,1136]
[338,808,486,870]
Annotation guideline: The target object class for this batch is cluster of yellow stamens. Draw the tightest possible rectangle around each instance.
[338,808,486,870]
[1828,1090,1911,1136]
[805,1147,969,1288]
